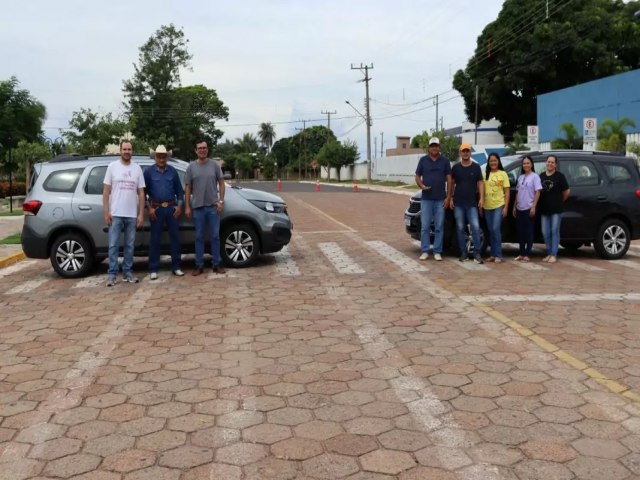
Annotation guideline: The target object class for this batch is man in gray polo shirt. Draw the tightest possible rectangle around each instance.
[185,140,226,275]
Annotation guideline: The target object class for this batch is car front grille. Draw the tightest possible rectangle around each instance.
[408,200,421,214]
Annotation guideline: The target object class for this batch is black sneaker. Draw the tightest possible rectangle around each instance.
[473,254,484,264]
[459,252,469,262]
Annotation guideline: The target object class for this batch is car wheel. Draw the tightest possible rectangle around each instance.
[452,224,488,256]
[594,219,630,259]
[561,241,583,252]
[50,233,95,278]
[221,223,260,268]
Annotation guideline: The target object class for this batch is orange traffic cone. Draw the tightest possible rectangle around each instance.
[315,180,321,191]
[276,179,282,192]
[353,180,359,193]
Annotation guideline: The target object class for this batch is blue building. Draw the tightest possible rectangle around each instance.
[537,69,640,142]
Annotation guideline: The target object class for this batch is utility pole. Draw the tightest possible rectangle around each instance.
[320,110,336,140]
[294,120,307,180]
[380,132,384,157]
[351,63,373,183]
[374,137,377,159]
[434,95,439,132]
[474,85,479,145]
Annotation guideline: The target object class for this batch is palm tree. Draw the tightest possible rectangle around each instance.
[597,117,637,153]
[551,122,582,149]
[235,133,259,153]
[505,131,528,154]
[257,122,276,152]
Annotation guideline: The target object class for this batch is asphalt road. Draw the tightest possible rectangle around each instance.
[1,184,640,479]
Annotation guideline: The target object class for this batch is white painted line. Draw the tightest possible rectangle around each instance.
[5,273,51,294]
[318,242,365,274]
[460,292,640,303]
[559,258,605,272]
[298,230,354,235]
[613,259,640,271]
[73,275,104,289]
[0,288,153,478]
[511,260,548,271]
[445,258,490,272]
[273,246,300,276]
[366,241,428,272]
[0,260,37,278]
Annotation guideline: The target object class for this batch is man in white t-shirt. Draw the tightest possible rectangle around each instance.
[102,141,146,286]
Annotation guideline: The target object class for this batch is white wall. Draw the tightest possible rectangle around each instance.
[627,133,640,158]
[461,119,504,145]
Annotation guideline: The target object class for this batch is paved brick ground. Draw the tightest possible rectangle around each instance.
[1,189,640,479]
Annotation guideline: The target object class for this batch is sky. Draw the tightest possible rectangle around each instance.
[1,0,506,159]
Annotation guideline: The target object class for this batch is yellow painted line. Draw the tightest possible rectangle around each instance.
[288,197,357,233]
[473,302,637,402]
[0,251,25,269]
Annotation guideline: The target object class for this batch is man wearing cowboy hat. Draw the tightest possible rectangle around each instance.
[144,145,185,279]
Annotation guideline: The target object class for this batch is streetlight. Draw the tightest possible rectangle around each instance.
[345,100,372,183]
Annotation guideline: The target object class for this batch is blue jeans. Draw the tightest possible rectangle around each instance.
[108,216,137,276]
[454,206,482,256]
[149,206,181,272]
[193,206,221,268]
[516,209,534,256]
[484,207,504,258]
[541,213,562,257]
[420,199,445,254]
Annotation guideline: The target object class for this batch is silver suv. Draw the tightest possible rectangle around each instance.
[21,154,292,278]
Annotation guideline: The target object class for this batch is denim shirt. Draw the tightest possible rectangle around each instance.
[144,164,185,206]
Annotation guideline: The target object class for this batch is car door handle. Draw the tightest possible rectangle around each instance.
[78,205,92,211]
[596,195,608,201]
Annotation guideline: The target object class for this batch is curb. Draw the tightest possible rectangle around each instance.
[0,251,26,269]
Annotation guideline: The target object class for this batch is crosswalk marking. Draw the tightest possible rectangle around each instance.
[73,275,105,288]
[5,273,52,294]
[0,260,37,277]
[612,259,640,271]
[366,241,428,272]
[511,260,548,271]
[318,242,365,274]
[273,246,300,276]
[560,258,605,272]
[445,257,490,271]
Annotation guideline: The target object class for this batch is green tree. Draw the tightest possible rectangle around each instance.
[235,133,260,153]
[506,131,528,154]
[62,108,128,155]
[316,139,359,181]
[0,77,46,172]
[12,140,52,186]
[628,142,640,157]
[453,0,640,138]
[551,122,583,149]
[122,24,228,159]
[597,117,637,153]
[411,130,460,162]
[258,122,276,152]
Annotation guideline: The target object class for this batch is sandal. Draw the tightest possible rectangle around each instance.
[494,258,502,264]
[514,256,523,261]
[521,256,531,262]
[487,257,495,262]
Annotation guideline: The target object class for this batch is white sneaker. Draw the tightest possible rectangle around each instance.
[172,269,185,277]
[419,252,429,261]
[434,253,443,261]
[149,272,158,280]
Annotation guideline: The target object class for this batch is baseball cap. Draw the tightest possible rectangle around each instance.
[459,143,472,151]
[428,137,440,146]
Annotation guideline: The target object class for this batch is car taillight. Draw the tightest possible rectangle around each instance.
[23,200,42,216]
[636,188,640,200]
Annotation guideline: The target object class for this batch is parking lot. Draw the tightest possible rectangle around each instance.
[2,183,640,479]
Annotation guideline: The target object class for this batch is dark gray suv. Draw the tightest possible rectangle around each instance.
[21,154,292,277]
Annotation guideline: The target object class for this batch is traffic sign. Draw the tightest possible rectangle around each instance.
[527,125,539,148]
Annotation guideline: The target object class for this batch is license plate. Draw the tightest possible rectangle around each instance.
[404,217,411,226]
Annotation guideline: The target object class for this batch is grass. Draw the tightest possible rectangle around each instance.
[0,232,21,244]
[0,210,24,216]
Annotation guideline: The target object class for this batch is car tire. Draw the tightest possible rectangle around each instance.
[451,224,488,256]
[560,241,583,252]
[50,233,95,278]
[221,223,260,268]
[594,219,630,259]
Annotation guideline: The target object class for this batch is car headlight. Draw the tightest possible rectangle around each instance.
[249,200,287,213]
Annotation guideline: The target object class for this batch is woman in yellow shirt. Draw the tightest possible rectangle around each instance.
[483,153,511,263]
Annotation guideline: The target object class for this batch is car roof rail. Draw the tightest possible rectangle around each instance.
[50,153,89,163]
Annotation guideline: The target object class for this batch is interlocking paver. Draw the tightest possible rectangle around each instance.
[158,445,213,469]
[302,453,360,479]
[271,437,323,460]
[215,442,268,466]
[101,448,156,473]
[43,453,101,478]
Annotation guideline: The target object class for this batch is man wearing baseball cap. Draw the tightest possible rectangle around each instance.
[450,143,485,264]
[414,136,452,261]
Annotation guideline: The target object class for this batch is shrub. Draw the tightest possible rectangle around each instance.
[0,181,26,198]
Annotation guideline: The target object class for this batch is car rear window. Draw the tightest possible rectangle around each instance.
[43,168,84,193]
[602,163,633,184]
[561,160,600,187]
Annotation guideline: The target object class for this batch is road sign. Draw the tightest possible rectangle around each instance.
[527,125,539,148]
[583,118,597,143]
